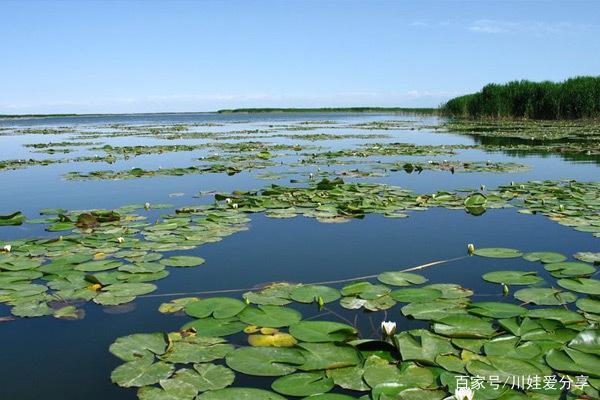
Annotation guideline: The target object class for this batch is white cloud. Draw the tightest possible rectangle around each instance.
[0,90,456,114]
[468,19,590,36]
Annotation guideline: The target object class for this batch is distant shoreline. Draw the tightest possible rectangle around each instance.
[0,107,437,120]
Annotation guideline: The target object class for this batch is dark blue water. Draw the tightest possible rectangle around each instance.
[0,113,598,400]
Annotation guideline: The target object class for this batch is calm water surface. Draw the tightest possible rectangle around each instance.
[0,113,598,399]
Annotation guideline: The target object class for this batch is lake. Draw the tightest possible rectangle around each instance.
[1,112,598,400]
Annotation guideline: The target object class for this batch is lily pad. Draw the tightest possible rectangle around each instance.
[474,247,523,258]
[557,278,600,295]
[482,270,543,285]
[238,305,302,328]
[196,388,286,400]
[160,256,205,267]
[271,372,334,397]
[289,285,340,304]
[185,298,246,319]
[377,272,427,287]
[523,251,566,263]
[514,287,577,305]
[225,346,305,376]
[289,321,357,343]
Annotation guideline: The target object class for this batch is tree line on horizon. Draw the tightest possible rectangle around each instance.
[441,76,600,120]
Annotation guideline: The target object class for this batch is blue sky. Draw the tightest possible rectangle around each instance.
[1,0,599,114]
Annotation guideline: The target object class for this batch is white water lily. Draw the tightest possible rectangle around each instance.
[144,202,151,210]
[455,387,474,400]
[232,203,238,209]
[116,237,125,244]
[225,198,232,204]
[467,243,475,255]
[381,321,397,336]
[1,244,11,253]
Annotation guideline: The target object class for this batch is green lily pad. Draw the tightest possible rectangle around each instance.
[576,297,600,314]
[482,270,543,285]
[557,278,600,295]
[185,297,246,319]
[574,252,600,264]
[289,321,357,343]
[225,347,305,376]
[377,272,427,287]
[514,287,577,305]
[196,388,286,400]
[325,366,369,391]
[0,211,25,226]
[110,333,168,361]
[527,308,585,324]
[523,251,566,263]
[433,314,496,338]
[289,285,340,304]
[183,317,246,337]
[544,261,596,278]
[160,256,205,267]
[468,302,527,318]
[297,342,361,371]
[390,288,442,303]
[271,372,334,397]
[474,247,523,258]
[238,305,302,328]
[111,356,174,388]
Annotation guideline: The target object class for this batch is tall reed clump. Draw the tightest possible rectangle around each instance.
[441,76,600,119]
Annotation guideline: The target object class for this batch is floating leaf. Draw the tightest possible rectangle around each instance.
[183,317,246,337]
[390,288,442,303]
[238,305,301,328]
[185,297,246,319]
[544,261,596,278]
[111,356,174,388]
[225,347,305,376]
[474,247,523,258]
[289,321,357,343]
[271,372,334,397]
[523,251,566,263]
[289,285,340,304]
[377,272,427,287]
[557,278,600,295]
[160,256,205,267]
[482,270,543,285]
[196,388,285,400]
[514,287,577,305]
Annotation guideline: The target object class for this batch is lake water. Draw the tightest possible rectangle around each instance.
[0,112,598,399]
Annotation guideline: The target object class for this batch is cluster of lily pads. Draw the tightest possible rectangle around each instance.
[108,245,599,400]
[0,205,249,318]
[3,176,599,321]
[441,119,600,141]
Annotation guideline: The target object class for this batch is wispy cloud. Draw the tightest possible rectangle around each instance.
[468,19,590,36]
[409,18,591,37]
[0,90,455,114]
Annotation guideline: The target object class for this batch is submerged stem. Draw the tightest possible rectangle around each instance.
[138,255,467,299]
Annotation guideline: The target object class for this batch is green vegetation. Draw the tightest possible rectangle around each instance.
[217,107,438,114]
[106,241,600,400]
[442,76,600,119]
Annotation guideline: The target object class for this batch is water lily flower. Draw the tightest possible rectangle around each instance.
[467,243,475,255]
[455,387,474,400]
[1,244,11,253]
[309,173,314,179]
[116,237,125,244]
[232,203,238,209]
[144,202,151,210]
[225,198,232,204]
[381,321,397,337]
